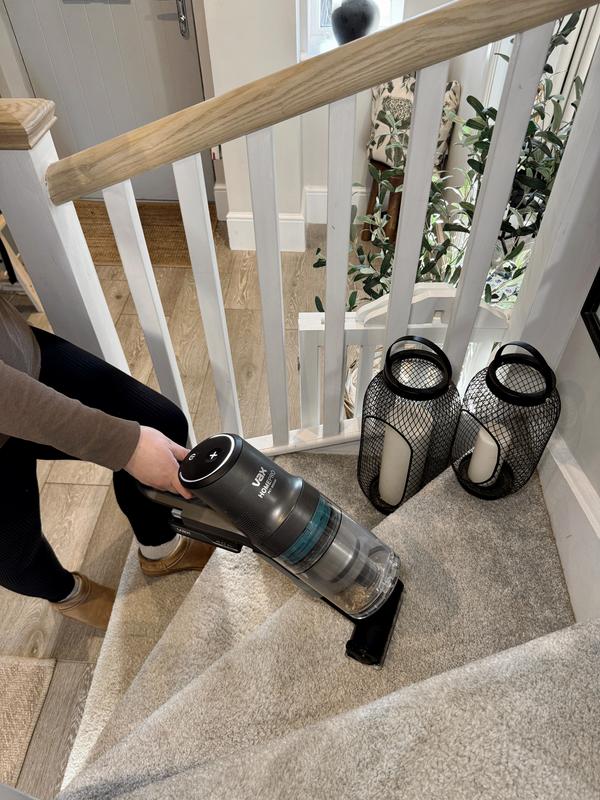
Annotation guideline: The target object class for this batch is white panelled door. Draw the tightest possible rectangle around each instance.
[4,0,213,200]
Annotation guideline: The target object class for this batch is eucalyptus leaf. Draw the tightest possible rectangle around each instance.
[368,164,382,183]
[443,223,470,234]
[467,95,485,114]
[516,174,548,191]
[467,158,484,175]
[464,118,486,131]
[539,130,563,147]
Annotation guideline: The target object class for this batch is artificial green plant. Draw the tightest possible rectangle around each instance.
[314,13,583,312]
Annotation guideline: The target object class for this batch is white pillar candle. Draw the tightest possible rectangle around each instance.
[379,406,433,506]
[468,426,501,484]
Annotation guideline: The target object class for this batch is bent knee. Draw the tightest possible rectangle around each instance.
[155,398,189,445]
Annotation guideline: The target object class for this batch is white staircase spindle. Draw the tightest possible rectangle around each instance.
[103,180,193,435]
[507,39,600,369]
[355,342,377,419]
[0,129,128,371]
[173,154,243,436]
[443,23,554,376]
[323,95,357,437]
[299,327,321,428]
[246,127,290,447]
[384,61,450,352]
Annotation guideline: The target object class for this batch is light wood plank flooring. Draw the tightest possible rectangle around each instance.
[0,209,326,798]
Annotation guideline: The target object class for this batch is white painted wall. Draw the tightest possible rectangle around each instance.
[302,0,493,222]
[302,91,372,189]
[0,3,32,97]
[201,0,494,242]
[556,318,600,496]
[540,315,600,622]
[202,0,305,249]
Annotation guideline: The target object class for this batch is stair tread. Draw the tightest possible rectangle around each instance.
[63,619,600,799]
[62,455,574,795]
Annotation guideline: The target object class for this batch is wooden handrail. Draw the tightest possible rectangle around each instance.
[45,0,592,205]
[0,99,56,150]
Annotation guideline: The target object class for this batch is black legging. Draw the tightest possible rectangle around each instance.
[0,327,188,602]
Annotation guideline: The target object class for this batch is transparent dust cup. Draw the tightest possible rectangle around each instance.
[276,496,400,619]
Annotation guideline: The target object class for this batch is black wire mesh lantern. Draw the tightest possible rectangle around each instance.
[358,336,461,513]
[452,342,560,500]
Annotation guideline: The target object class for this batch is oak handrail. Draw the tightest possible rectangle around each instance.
[45,0,592,205]
[0,99,56,150]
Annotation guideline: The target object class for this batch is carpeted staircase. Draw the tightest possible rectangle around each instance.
[58,455,600,799]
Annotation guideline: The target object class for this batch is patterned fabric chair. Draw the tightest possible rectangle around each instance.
[362,76,461,242]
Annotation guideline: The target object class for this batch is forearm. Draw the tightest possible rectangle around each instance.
[0,359,140,470]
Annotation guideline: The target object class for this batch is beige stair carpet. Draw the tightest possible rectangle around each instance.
[64,619,600,800]
[0,656,55,785]
[63,453,382,781]
[61,548,197,786]
[60,458,575,799]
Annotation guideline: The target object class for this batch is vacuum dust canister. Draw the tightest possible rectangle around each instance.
[179,434,400,619]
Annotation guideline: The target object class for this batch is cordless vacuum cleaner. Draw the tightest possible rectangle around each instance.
[142,434,404,667]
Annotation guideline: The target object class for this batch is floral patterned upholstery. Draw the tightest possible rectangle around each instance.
[368,75,461,169]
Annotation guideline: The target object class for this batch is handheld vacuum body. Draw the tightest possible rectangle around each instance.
[179,434,400,620]
[144,434,403,666]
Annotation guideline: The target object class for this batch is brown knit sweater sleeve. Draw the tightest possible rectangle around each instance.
[0,358,140,471]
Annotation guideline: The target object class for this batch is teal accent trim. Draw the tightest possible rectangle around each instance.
[280,497,332,566]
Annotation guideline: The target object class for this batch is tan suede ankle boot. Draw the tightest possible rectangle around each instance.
[52,572,115,630]
[138,537,214,577]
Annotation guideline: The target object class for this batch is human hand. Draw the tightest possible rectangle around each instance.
[125,425,193,499]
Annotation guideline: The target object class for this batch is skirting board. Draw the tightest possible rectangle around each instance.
[305,184,368,224]
[223,184,370,249]
[226,210,306,252]
[214,182,228,221]
[538,432,600,622]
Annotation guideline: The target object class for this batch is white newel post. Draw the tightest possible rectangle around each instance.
[0,99,128,371]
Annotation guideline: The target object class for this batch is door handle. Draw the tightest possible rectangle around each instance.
[176,0,189,38]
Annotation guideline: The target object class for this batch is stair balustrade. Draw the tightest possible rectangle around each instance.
[0,0,598,455]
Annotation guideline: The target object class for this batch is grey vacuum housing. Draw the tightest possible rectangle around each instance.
[179,434,400,618]
[143,434,403,666]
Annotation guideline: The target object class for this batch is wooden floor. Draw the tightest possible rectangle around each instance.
[0,208,326,798]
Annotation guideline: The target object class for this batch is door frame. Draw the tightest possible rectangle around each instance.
[1,1,213,104]
[1,0,216,201]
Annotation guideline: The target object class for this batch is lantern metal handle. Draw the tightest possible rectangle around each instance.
[383,336,453,401]
[486,341,556,407]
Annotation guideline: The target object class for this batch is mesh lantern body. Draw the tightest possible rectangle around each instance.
[452,342,560,499]
[358,337,461,513]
